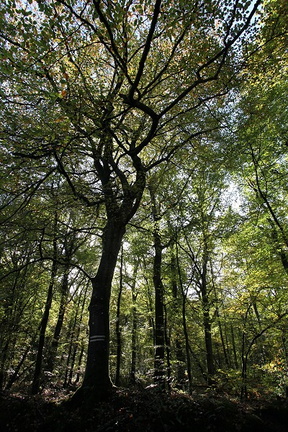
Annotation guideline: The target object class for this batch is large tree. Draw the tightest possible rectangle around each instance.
[0,0,261,400]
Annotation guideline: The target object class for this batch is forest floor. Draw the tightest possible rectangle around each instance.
[1,386,288,432]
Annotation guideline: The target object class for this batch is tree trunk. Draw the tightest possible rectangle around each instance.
[79,220,126,400]
[32,214,58,395]
[181,288,193,393]
[0,341,9,390]
[64,320,75,388]
[200,253,215,385]
[169,246,186,387]
[241,331,248,400]
[149,185,166,387]
[230,324,239,369]
[211,270,230,368]
[130,261,139,385]
[202,293,215,383]
[175,242,193,393]
[64,282,89,386]
[5,344,31,390]
[153,248,165,386]
[115,247,124,387]
[74,343,85,386]
[164,304,171,390]
[31,257,57,394]
[47,266,69,373]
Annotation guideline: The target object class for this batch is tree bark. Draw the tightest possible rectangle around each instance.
[31,219,58,395]
[5,344,31,390]
[230,324,239,369]
[115,247,124,386]
[149,184,166,387]
[31,257,57,394]
[130,261,139,385]
[170,245,186,387]
[47,266,69,373]
[79,220,126,399]
[176,242,193,393]
[200,247,215,384]
[202,288,215,384]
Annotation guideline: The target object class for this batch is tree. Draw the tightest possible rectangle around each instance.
[148,180,166,386]
[0,0,262,400]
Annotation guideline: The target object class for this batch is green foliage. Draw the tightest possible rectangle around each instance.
[0,0,287,401]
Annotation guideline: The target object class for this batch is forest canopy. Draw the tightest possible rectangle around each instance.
[0,0,288,404]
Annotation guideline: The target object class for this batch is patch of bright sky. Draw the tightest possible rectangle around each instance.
[221,179,245,214]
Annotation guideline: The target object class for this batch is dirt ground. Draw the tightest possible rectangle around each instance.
[1,387,288,432]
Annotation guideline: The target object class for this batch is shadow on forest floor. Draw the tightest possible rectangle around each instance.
[1,387,288,432]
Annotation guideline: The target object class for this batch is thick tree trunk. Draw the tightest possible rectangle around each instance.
[71,150,145,402]
[79,220,125,399]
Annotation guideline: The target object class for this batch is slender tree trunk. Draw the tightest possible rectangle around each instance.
[217,308,230,367]
[31,260,57,394]
[0,341,9,390]
[230,324,239,369]
[68,343,79,386]
[200,252,215,385]
[130,261,139,385]
[169,247,186,387]
[211,270,230,368]
[281,334,288,398]
[31,215,58,395]
[31,237,58,395]
[130,299,137,385]
[0,264,28,389]
[153,254,165,387]
[164,304,171,390]
[181,287,193,393]
[5,344,31,390]
[73,285,90,386]
[241,332,248,400]
[64,287,86,387]
[74,343,85,386]
[202,298,215,383]
[115,247,124,386]
[149,185,166,387]
[64,326,74,388]
[176,242,193,393]
[240,305,252,399]
[47,266,69,373]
